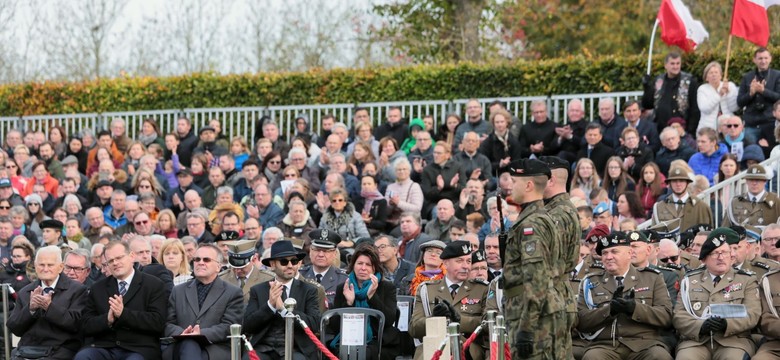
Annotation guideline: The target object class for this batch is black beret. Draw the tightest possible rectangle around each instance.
[507,159,551,178]
[699,228,738,260]
[217,230,240,242]
[595,231,630,256]
[440,240,472,260]
[308,229,342,249]
[471,250,486,263]
[626,231,650,243]
[729,226,746,241]
[40,219,63,231]
[538,156,570,171]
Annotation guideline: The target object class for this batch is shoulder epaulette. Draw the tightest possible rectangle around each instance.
[299,265,311,272]
[640,267,661,274]
[470,278,489,286]
[655,265,676,272]
[737,268,755,276]
[584,270,604,279]
[665,263,683,270]
[424,279,443,285]
[334,268,347,274]
[753,261,771,270]
[764,268,780,278]
[684,268,705,277]
[590,263,604,269]
[260,269,275,277]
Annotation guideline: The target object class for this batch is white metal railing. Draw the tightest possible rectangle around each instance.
[638,154,780,230]
[0,91,643,144]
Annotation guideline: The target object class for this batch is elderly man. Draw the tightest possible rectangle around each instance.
[724,164,780,226]
[176,189,203,230]
[299,229,348,307]
[556,99,590,163]
[243,218,262,243]
[453,131,493,183]
[655,126,696,175]
[674,228,760,359]
[397,212,433,265]
[114,198,140,237]
[193,126,228,158]
[454,99,492,150]
[518,100,558,158]
[7,245,88,360]
[730,225,779,278]
[424,199,457,243]
[315,134,345,176]
[484,233,502,281]
[595,97,628,149]
[64,249,93,285]
[325,154,360,202]
[131,212,155,237]
[246,183,284,229]
[578,232,673,360]
[110,117,131,153]
[187,211,215,244]
[220,240,274,303]
[164,244,244,360]
[410,240,488,360]
[103,190,127,229]
[761,224,780,261]
[421,142,465,217]
[261,120,290,160]
[643,52,700,134]
[168,169,204,213]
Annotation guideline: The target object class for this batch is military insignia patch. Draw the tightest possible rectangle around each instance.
[461,244,469,254]
[523,228,533,236]
[693,302,701,311]
[601,238,609,247]
[321,229,329,240]
[630,232,639,241]
[524,241,536,255]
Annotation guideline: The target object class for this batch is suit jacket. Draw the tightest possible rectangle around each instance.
[300,265,348,307]
[164,278,244,360]
[243,279,321,358]
[7,274,88,358]
[81,271,168,360]
[219,265,274,304]
[577,142,614,176]
[136,262,174,300]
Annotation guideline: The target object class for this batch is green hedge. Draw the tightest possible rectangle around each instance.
[0,50,766,116]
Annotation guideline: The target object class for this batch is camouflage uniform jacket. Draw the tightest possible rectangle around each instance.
[545,192,581,315]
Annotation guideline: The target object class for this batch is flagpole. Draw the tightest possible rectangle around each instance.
[647,19,660,75]
[724,35,733,82]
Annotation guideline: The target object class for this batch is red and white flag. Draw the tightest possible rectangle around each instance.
[731,0,780,47]
[657,0,709,52]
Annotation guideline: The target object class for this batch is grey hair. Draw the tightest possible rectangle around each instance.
[65,248,92,269]
[262,227,283,241]
[9,205,28,221]
[91,243,105,257]
[332,123,348,132]
[63,194,82,211]
[400,211,421,225]
[217,186,234,197]
[110,117,126,127]
[486,196,507,210]
[288,147,307,161]
[658,239,679,254]
[198,243,224,264]
[35,245,63,264]
[392,158,411,171]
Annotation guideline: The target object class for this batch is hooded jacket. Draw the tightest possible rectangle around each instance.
[400,118,426,155]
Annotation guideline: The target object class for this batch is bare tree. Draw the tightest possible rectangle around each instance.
[162,0,235,73]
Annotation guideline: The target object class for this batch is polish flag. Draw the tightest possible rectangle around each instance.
[657,0,709,52]
[731,0,780,47]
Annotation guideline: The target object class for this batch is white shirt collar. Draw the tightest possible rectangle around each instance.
[445,277,463,290]
[751,191,766,202]
[41,275,59,289]
[673,193,689,203]
[117,269,136,290]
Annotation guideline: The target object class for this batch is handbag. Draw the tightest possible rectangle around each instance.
[13,346,53,359]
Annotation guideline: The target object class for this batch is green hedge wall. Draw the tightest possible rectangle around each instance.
[0,50,765,116]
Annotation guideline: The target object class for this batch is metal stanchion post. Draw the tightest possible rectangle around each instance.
[2,284,9,360]
[495,315,506,360]
[486,310,496,351]
[230,324,242,360]
[284,298,298,360]
[448,322,461,360]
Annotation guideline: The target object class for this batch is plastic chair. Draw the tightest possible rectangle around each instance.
[395,295,415,360]
[320,307,385,360]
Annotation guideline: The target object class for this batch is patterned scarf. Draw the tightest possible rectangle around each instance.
[409,265,446,296]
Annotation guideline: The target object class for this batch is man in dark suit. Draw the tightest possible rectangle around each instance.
[186,211,215,244]
[299,229,348,307]
[7,245,88,360]
[164,244,244,360]
[75,241,167,360]
[737,47,780,141]
[577,123,614,176]
[244,240,321,360]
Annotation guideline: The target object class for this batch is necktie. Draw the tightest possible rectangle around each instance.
[587,147,592,158]
[118,281,127,296]
[238,277,246,290]
[615,276,624,288]
[43,287,54,295]
[450,284,459,298]
[713,275,721,287]
[316,274,323,283]
[493,270,501,278]
[281,285,288,302]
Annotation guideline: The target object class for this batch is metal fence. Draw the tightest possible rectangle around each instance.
[0,91,643,146]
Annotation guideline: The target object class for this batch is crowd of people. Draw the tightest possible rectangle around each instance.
[2,46,780,360]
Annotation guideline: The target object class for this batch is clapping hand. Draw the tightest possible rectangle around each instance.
[181,324,201,335]
[366,274,379,299]
[343,280,355,306]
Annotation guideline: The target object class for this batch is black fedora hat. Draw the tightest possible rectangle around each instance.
[261,240,305,267]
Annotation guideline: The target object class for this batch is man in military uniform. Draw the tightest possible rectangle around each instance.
[629,230,680,306]
[503,159,567,360]
[410,240,488,360]
[540,156,580,348]
[652,167,713,231]
[673,227,761,359]
[578,231,674,360]
[754,239,780,359]
[219,240,274,304]
[724,164,780,227]
[570,225,610,360]
[299,229,348,308]
[290,238,328,313]
[731,225,780,278]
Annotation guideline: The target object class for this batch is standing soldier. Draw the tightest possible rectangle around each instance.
[754,239,780,359]
[652,167,713,231]
[674,227,761,359]
[723,164,780,227]
[503,159,567,359]
[540,155,580,355]
[577,231,674,359]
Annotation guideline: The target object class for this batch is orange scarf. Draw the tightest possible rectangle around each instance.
[409,264,446,295]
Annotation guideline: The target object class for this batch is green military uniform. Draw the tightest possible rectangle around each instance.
[652,168,713,231]
[577,265,674,360]
[755,268,780,359]
[545,191,581,345]
[740,258,780,280]
[679,252,702,272]
[220,266,274,304]
[219,240,275,304]
[723,164,780,227]
[410,278,489,360]
[649,263,681,307]
[485,275,503,315]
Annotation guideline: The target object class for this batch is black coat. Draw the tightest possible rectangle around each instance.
[81,272,167,360]
[737,68,780,127]
[517,119,559,158]
[244,279,321,358]
[174,130,199,168]
[479,132,522,174]
[615,144,654,182]
[421,161,465,212]
[374,122,409,149]
[577,143,615,176]
[333,279,400,360]
[353,198,388,236]
[655,144,696,176]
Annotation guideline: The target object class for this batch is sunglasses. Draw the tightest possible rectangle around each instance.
[659,255,679,263]
[268,160,281,165]
[27,203,40,207]
[284,173,297,178]
[331,198,345,203]
[725,124,740,128]
[277,258,301,266]
[193,257,216,263]
[135,220,150,226]
[5,164,16,169]
[0,206,9,210]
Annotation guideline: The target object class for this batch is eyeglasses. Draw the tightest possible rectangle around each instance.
[0,206,10,210]
[659,255,679,263]
[376,244,395,250]
[709,251,730,259]
[105,254,127,265]
[139,185,151,189]
[425,248,443,255]
[331,198,345,203]
[5,164,16,169]
[763,237,780,243]
[135,220,150,226]
[277,258,301,266]
[27,203,40,207]
[64,265,88,273]
[268,160,281,165]
[725,124,741,128]
[193,257,216,263]
[284,173,297,178]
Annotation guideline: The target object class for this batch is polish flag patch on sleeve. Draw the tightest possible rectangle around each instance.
[523,228,534,235]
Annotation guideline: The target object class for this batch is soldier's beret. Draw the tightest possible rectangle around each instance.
[226,240,257,268]
[592,201,611,216]
[40,219,63,231]
[217,230,240,242]
[699,227,739,260]
[471,250,486,263]
[308,229,342,249]
[585,224,610,243]
[596,231,630,256]
[440,240,472,260]
[626,231,649,243]
[538,156,570,171]
[507,159,551,178]
[729,226,747,242]
[685,223,713,235]
[744,164,771,181]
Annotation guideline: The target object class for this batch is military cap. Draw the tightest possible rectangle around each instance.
[198,126,216,135]
[420,240,446,252]
[176,168,193,177]
[626,230,650,243]
[471,250,487,263]
[440,240,472,260]
[593,201,611,216]
[61,155,78,166]
[538,156,570,171]
[308,229,341,249]
[40,219,63,231]
[729,226,747,242]
[596,231,630,256]
[700,227,738,260]
[570,197,589,209]
[744,225,761,243]
[0,178,10,188]
[744,164,771,181]
[217,230,240,242]
[684,223,713,235]
[507,159,551,178]
[261,240,305,267]
[585,224,610,244]
[665,166,692,182]
[226,240,257,268]
[647,219,681,242]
